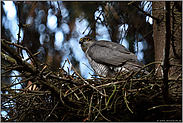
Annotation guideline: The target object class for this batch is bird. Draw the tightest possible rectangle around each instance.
[79,37,149,77]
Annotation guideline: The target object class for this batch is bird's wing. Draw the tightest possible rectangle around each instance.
[94,40,132,54]
[87,41,144,67]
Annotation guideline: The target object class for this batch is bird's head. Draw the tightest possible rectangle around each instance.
[79,37,94,52]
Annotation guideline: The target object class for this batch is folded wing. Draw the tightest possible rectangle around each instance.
[87,41,144,68]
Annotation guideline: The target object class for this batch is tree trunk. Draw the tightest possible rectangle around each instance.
[152,1,182,77]
[152,1,166,76]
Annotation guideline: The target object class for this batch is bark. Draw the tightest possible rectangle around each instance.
[163,1,170,105]
[152,1,166,76]
[168,2,182,77]
[152,1,182,77]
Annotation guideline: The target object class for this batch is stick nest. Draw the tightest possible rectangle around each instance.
[1,39,182,122]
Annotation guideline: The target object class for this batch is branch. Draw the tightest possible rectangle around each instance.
[1,39,36,74]
[129,2,163,23]
[2,39,39,68]
[17,2,21,55]
[67,59,108,97]
[163,1,170,104]
[1,52,17,65]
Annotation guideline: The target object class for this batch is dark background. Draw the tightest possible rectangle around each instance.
[1,1,154,79]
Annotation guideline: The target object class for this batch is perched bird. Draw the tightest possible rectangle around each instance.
[79,37,149,77]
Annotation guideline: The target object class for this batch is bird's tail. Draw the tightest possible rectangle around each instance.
[123,61,149,75]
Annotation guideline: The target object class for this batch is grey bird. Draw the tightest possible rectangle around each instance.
[79,37,149,77]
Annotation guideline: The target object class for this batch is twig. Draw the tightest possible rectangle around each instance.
[92,106,111,122]
[92,95,103,122]
[65,84,88,99]
[129,2,163,23]
[17,2,21,55]
[105,84,116,108]
[1,76,35,90]
[25,50,42,61]
[44,101,60,121]
[1,39,37,73]
[88,93,94,121]
[124,90,133,114]
[2,39,38,69]
[73,84,87,100]
[67,59,108,97]
[148,104,181,110]
[176,73,182,81]
[66,85,80,100]
[169,67,182,77]
[122,80,133,114]
[60,88,65,105]
[137,30,153,42]
[48,74,82,85]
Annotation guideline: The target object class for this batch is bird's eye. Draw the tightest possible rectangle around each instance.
[86,38,90,41]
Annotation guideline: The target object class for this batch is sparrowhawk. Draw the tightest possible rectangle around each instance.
[79,37,149,77]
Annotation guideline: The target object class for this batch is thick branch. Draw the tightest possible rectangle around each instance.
[1,52,17,65]
[130,2,163,23]
[163,1,170,104]
[1,39,36,74]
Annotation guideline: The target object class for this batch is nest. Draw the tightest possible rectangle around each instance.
[1,39,182,122]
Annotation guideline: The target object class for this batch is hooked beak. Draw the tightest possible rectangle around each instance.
[79,39,83,44]
[79,41,82,44]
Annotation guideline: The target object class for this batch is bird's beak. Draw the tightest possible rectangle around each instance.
[79,39,83,44]
[79,41,82,44]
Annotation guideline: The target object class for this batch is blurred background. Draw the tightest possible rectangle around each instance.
[1,1,154,80]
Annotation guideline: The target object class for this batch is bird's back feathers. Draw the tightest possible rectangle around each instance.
[79,37,149,77]
[87,41,144,67]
